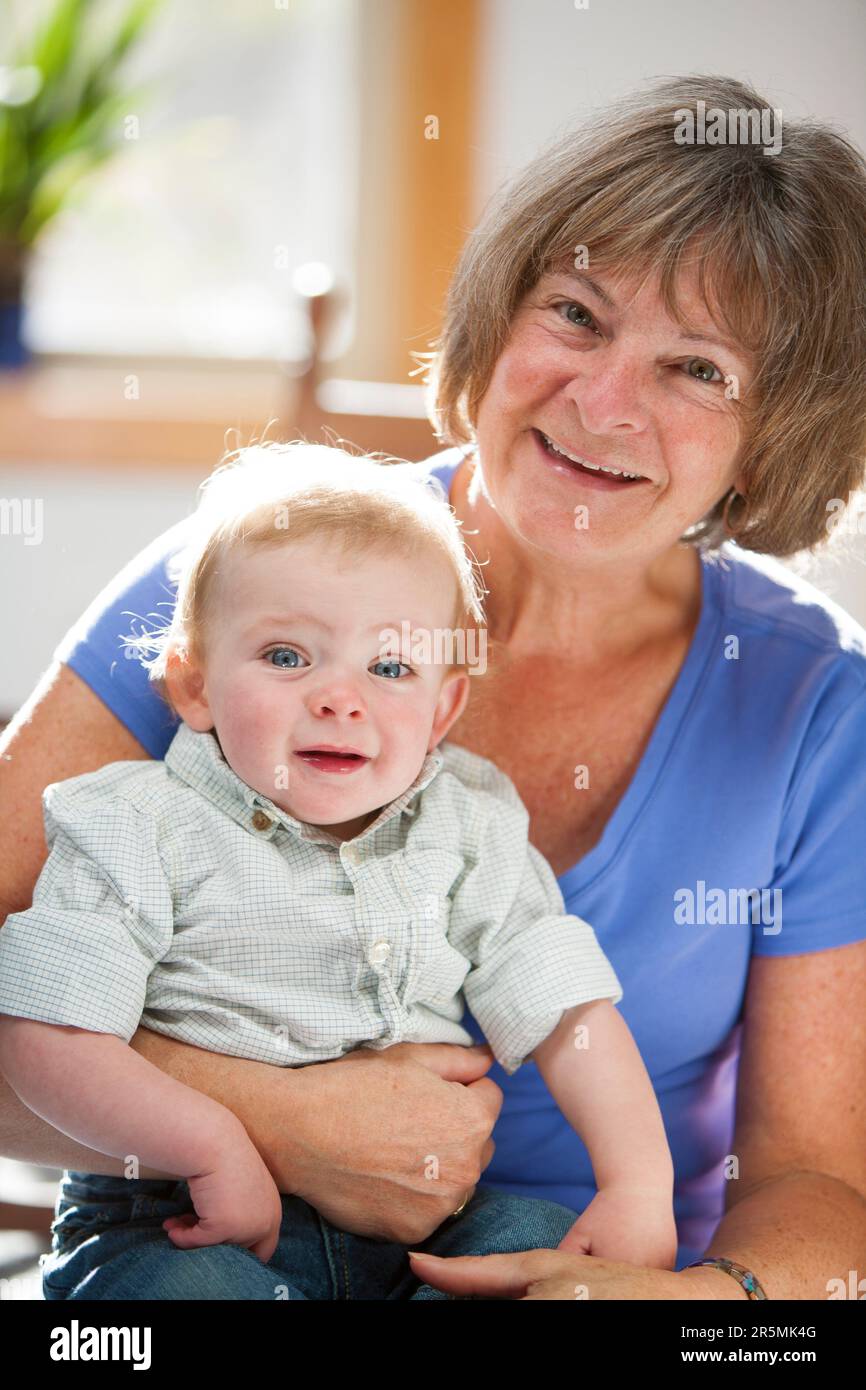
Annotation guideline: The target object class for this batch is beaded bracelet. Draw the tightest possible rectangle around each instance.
[685,1256,768,1299]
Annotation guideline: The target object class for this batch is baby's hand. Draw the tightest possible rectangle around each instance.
[557,1186,678,1270]
[162,1140,283,1265]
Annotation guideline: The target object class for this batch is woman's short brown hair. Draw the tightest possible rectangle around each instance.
[424,74,866,557]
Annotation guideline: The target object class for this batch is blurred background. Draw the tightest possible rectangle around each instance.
[0,0,865,1297]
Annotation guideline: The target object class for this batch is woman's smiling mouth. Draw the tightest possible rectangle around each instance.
[534,429,650,486]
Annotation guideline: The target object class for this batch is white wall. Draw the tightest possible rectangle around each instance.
[0,465,207,718]
[473,0,866,207]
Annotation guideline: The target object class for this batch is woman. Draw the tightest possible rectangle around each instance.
[1,73,865,1301]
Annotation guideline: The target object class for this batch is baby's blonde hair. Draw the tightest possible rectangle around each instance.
[123,440,487,716]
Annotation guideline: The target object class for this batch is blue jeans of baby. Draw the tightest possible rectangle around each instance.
[40,1172,579,1300]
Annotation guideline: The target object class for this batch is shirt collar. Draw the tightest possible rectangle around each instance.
[164,722,444,847]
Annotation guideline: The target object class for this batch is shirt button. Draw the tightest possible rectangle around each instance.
[368,939,391,965]
[251,810,273,831]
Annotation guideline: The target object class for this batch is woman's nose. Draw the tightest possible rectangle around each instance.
[562,346,651,435]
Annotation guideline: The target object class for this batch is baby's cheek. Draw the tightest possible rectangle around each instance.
[385,697,433,747]
[217,691,288,778]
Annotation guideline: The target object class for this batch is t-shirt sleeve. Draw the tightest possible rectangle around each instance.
[0,782,175,1041]
[447,778,623,1076]
[51,516,193,759]
[753,685,866,956]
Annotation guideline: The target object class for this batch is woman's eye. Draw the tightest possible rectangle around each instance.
[371,658,411,679]
[557,301,598,331]
[265,647,307,669]
[685,357,724,384]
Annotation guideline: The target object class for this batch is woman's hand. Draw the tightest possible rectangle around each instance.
[407,1248,713,1300]
[283,1042,503,1243]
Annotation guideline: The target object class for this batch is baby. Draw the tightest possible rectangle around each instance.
[0,442,676,1298]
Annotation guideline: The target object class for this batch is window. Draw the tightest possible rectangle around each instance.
[22,0,359,361]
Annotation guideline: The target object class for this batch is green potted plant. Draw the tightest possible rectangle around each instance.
[0,0,162,366]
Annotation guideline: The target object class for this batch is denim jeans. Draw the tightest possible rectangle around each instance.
[40,1171,579,1300]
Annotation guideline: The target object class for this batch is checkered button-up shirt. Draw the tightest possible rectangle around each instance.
[0,723,623,1075]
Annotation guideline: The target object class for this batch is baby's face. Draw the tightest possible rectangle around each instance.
[176,537,469,839]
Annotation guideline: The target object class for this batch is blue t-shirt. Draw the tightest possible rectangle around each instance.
[53,446,866,1271]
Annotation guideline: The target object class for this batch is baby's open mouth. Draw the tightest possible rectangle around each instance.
[296,747,367,758]
[294,748,370,773]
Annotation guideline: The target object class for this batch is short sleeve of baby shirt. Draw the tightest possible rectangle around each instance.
[445,761,623,1074]
[0,777,175,1040]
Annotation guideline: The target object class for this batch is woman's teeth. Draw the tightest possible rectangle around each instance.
[539,431,644,481]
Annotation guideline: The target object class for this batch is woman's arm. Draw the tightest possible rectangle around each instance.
[679,940,866,1300]
[127,1029,503,1243]
[0,998,501,1241]
[409,942,866,1302]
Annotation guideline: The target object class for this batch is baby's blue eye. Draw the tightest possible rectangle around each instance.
[267,647,305,668]
[371,659,410,679]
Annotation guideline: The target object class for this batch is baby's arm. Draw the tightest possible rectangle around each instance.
[443,768,675,1266]
[532,999,673,1193]
[0,1015,282,1261]
[0,1015,248,1179]
[532,999,677,1267]
[0,787,283,1258]
[0,780,234,1175]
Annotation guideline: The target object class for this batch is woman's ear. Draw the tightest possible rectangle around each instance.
[164,648,215,732]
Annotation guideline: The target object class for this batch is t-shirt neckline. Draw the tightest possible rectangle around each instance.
[558,551,723,894]
[429,447,724,894]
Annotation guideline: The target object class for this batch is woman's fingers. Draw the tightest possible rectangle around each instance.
[407,1248,555,1298]
[385,1040,496,1083]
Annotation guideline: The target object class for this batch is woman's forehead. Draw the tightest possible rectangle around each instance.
[540,253,695,302]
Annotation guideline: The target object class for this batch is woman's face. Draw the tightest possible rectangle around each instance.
[473,262,754,566]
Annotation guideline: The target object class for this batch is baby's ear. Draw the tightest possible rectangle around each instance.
[429,670,471,749]
[164,648,214,731]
